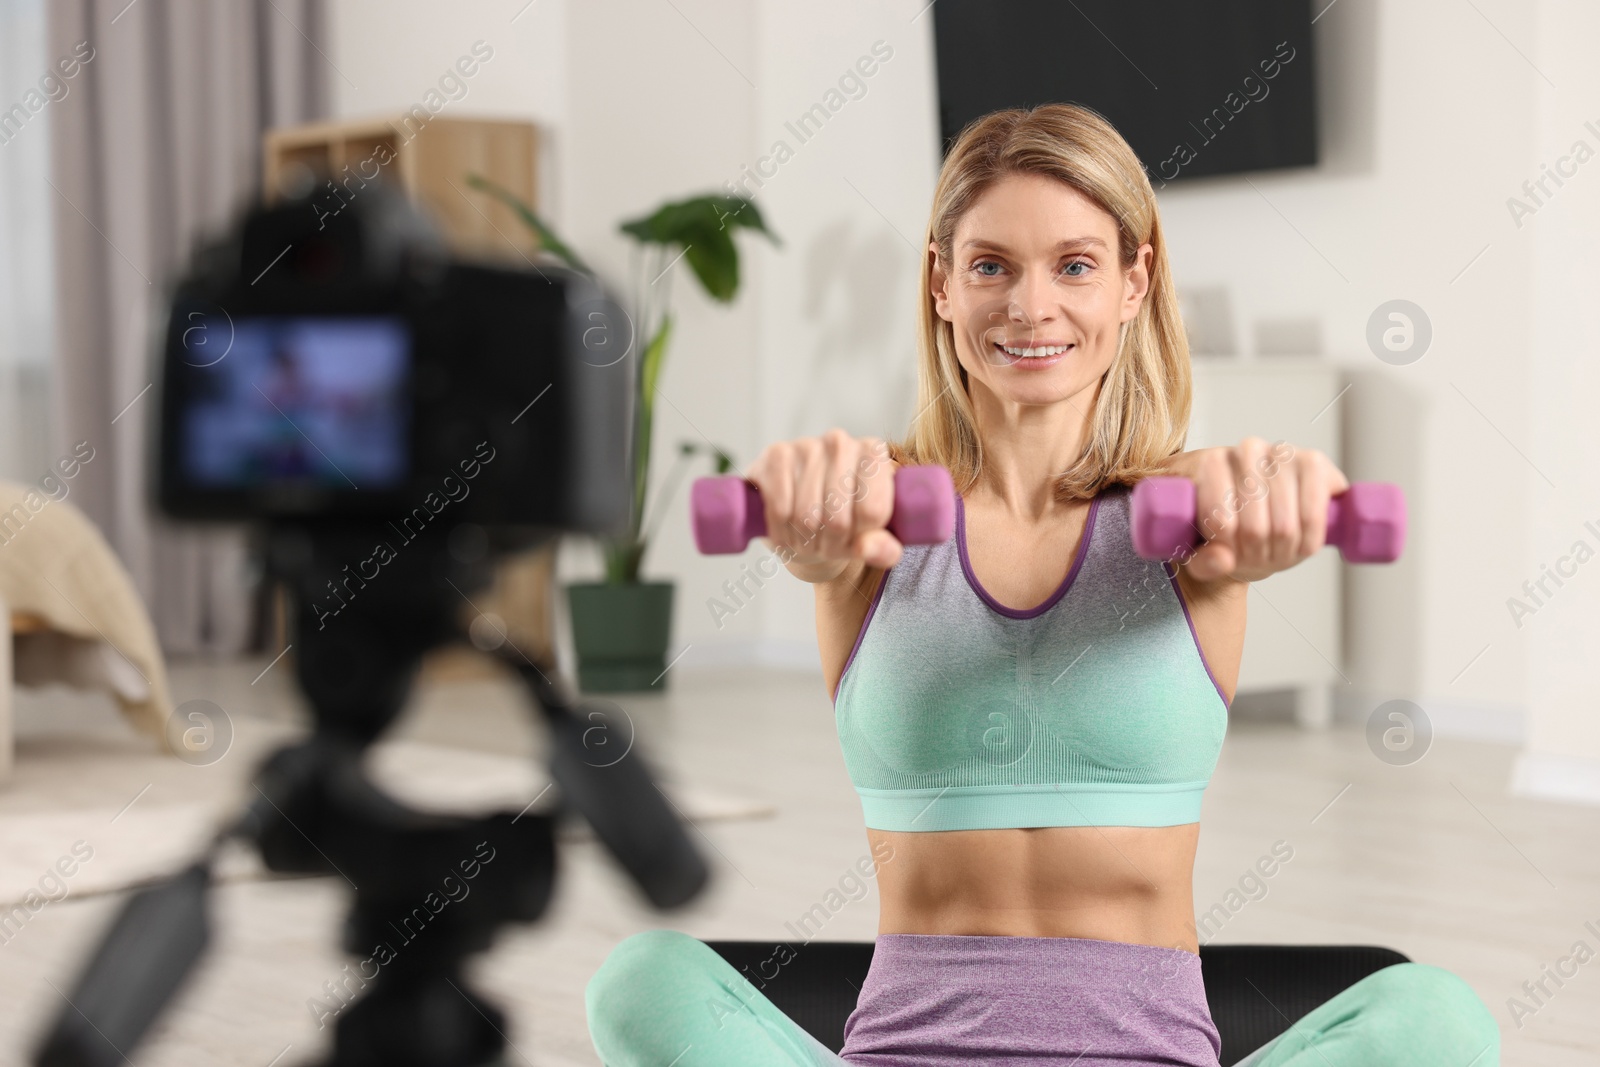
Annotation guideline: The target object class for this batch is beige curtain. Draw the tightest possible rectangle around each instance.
[47,0,327,654]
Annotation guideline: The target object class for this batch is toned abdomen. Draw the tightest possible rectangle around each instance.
[868,823,1203,954]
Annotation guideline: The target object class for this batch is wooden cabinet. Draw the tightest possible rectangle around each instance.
[264,115,539,263]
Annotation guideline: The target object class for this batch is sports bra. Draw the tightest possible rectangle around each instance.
[832,484,1229,833]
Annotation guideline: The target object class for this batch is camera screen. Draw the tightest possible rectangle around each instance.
[180,316,410,491]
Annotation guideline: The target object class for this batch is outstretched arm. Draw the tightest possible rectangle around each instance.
[1154,437,1351,704]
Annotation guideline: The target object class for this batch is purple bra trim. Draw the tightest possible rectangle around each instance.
[1163,562,1232,709]
[956,493,1102,619]
[832,565,890,706]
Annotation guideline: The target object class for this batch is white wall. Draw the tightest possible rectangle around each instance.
[1160,0,1537,731]
[327,0,1600,802]
[328,0,931,673]
[714,5,940,664]
[1517,0,1600,802]
[1133,0,1600,800]
[327,0,568,222]
[561,0,765,666]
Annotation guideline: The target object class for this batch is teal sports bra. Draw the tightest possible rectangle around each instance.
[832,485,1230,833]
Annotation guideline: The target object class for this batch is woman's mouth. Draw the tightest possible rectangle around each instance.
[993,341,1073,368]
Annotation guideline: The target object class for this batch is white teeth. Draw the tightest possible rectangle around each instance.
[1000,343,1071,358]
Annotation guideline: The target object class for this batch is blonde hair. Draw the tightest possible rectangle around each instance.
[889,103,1191,500]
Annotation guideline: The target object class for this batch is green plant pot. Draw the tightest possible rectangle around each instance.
[566,580,676,693]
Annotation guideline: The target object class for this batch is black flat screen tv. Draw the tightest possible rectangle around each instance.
[932,0,1318,187]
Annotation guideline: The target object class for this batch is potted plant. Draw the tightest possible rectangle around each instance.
[469,175,778,691]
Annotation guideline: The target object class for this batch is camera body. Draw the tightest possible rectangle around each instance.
[155,184,631,539]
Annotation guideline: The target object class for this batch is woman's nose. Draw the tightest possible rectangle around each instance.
[1008,270,1059,327]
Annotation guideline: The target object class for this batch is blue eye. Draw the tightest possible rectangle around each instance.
[1063,260,1090,277]
[974,261,1002,276]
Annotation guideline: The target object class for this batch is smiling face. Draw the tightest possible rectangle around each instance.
[930,171,1152,415]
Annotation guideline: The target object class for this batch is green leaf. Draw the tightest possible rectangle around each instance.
[639,317,672,416]
[597,193,778,578]
[619,199,704,244]
[708,196,780,244]
[684,230,739,302]
[466,172,592,274]
[619,194,779,303]
[630,316,674,557]
[677,440,736,474]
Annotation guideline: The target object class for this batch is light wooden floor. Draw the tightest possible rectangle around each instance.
[1,657,1596,1066]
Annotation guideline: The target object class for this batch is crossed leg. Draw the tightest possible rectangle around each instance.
[587,930,844,1067]
[587,931,1501,1067]
[1230,961,1499,1067]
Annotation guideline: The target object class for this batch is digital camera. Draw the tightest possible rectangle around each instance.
[155,184,631,539]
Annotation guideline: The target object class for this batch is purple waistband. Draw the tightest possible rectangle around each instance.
[840,934,1221,1067]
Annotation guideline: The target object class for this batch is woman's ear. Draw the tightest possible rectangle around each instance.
[929,241,952,322]
[1120,241,1153,324]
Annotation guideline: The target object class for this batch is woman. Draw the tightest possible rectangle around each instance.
[585,104,1499,1066]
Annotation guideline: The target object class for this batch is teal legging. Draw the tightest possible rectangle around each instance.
[585,930,1501,1067]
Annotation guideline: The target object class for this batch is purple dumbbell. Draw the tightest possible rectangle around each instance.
[1130,476,1406,564]
[691,465,955,555]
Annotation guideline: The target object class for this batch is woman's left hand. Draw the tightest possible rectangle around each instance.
[1159,438,1351,584]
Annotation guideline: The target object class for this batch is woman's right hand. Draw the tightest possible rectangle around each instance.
[744,429,903,576]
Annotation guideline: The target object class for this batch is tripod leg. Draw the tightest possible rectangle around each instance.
[329,964,505,1067]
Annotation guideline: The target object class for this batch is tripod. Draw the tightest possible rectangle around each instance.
[35,522,708,1067]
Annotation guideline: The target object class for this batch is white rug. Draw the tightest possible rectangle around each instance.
[0,738,775,908]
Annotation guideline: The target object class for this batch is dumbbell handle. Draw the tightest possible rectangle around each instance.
[1130,477,1406,564]
[691,466,955,555]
